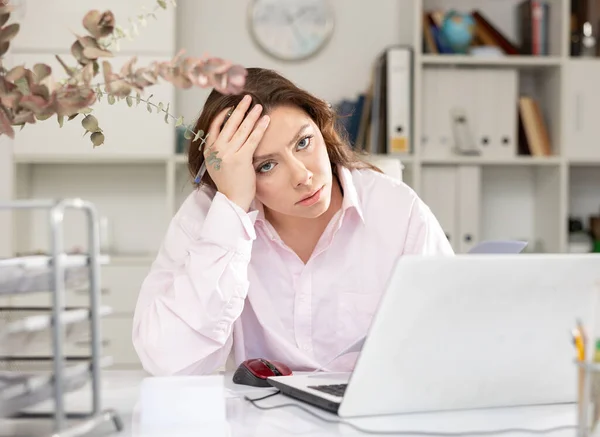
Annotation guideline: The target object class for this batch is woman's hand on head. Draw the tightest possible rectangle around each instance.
[204,95,270,212]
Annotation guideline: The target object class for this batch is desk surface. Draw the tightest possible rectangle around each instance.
[0,370,580,437]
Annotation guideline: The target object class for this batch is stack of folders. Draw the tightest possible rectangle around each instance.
[335,46,413,157]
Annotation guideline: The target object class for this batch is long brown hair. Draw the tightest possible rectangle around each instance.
[187,67,381,188]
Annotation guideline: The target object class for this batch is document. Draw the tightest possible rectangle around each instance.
[467,240,528,254]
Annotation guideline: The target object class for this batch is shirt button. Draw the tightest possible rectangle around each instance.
[302,345,311,351]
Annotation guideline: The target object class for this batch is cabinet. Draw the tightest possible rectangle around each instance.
[563,60,600,162]
[421,165,480,253]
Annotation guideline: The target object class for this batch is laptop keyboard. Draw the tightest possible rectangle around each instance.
[308,383,348,397]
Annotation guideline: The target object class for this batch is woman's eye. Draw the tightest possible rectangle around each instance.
[259,162,275,173]
[297,136,311,150]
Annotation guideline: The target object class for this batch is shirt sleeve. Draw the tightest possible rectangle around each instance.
[132,190,258,376]
[402,197,455,256]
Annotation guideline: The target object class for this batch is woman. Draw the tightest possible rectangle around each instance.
[132,68,453,376]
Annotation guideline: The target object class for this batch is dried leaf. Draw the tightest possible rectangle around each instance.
[83,10,115,39]
[146,102,152,113]
[175,115,183,126]
[12,109,35,125]
[82,114,100,132]
[80,107,93,114]
[136,92,141,105]
[71,41,90,66]
[0,107,14,138]
[68,113,78,121]
[5,65,25,82]
[91,131,105,147]
[0,41,8,56]
[157,0,167,10]
[158,101,164,113]
[0,12,9,28]
[81,62,94,84]
[164,102,170,123]
[120,56,137,77]
[0,91,21,109]
[13,77,29,95]
[183,129,192,140]
[36,113,53,121]
[107,94,115,105]
[0,23,19,43]
[83,46,113,59]
[57,114,64,127]
[193,129,203,142]
[126,95,133,107]
[32,63,52,83]
[170,0,177,6]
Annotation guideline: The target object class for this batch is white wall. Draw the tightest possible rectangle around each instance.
[175,0,415,122]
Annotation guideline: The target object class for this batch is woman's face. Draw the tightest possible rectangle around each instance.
[253,105,333,220]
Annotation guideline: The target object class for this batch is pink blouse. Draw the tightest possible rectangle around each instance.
[132,166,454,376]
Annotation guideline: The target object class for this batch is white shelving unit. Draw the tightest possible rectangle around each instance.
[1,0,600,368]
[394,0,600,254]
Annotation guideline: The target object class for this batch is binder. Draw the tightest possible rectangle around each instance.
[384,46,413,155]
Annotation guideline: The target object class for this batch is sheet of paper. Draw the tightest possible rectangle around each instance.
[467,240,528,254]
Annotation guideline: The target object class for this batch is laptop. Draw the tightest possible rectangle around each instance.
[267,254,600,418]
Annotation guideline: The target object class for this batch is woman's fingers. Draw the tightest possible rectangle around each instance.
[231,103,264,146]
[220,94,252,142]
[206,106,234,151]
[239,115,270,155]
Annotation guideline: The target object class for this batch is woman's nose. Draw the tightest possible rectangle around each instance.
[291,160,312,187]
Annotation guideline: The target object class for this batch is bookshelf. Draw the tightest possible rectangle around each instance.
[385,0,600,255]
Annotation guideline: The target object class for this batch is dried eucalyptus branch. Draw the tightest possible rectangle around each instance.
[79,88,207,149]
[0,0,246,148]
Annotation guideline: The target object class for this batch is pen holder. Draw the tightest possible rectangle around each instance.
[575,360,600,437]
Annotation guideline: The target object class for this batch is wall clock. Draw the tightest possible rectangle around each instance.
[247,0,335,62]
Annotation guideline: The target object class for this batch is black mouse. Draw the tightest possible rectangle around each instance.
[232,358,293,387]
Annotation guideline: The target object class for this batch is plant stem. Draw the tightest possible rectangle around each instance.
[94,88,209,148]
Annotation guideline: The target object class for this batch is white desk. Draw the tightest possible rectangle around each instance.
[0,370,581,437]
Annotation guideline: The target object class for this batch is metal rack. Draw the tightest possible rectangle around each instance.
[0,198,122,436]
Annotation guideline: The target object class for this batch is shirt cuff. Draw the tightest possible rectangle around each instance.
[200,192,258,255]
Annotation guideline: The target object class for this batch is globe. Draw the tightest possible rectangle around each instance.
[440,10,475,54]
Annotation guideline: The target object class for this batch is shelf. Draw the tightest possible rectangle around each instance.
[0,306,113,356]
[0,356,113,419]
[420,55,563,68]
[0,254,110,296]
[420,156,563,165]
[14,154,172,165]
[568,158,600,166]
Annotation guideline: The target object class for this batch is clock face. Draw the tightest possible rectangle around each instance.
[248,0,335,61]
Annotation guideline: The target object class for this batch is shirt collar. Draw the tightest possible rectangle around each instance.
[251,164,365,224]
[336,164,365,224]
